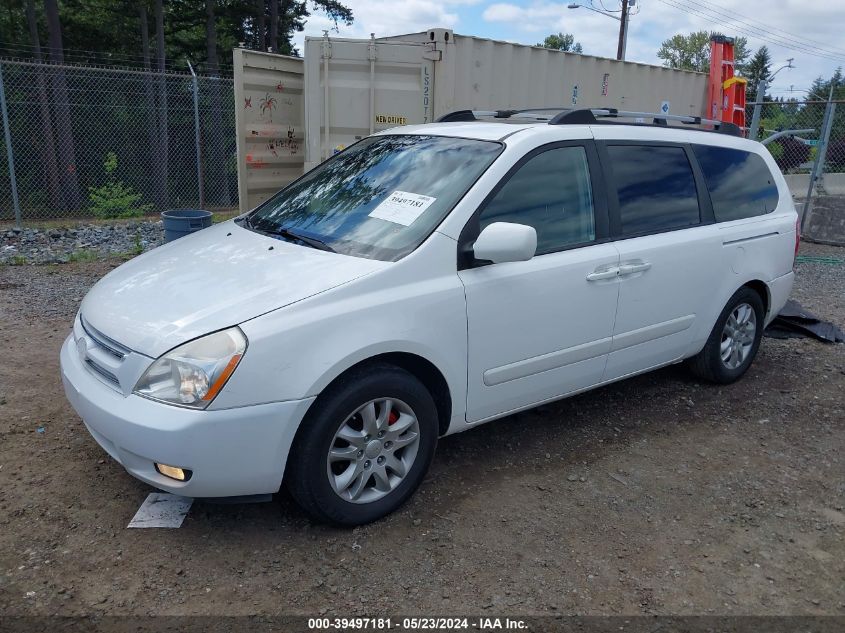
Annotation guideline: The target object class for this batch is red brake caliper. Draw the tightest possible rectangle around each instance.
[388,409,398,425]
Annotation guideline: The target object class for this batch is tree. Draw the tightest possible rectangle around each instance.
[25,0,61,210]
[657,31,749,74]
[745,45,772,96]
[44,0,81,209]
[0,1,354,66]
[537,32,582,54]
[206,0,230,205]
[154,0,169,210]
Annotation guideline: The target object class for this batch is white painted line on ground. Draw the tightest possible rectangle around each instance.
[127,493,194,528]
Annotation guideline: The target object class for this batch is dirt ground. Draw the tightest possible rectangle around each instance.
[0,242,843,618]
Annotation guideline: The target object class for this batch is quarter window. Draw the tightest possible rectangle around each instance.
[608,145,700,235]
[478,146,595,254]
[692,144,779,221]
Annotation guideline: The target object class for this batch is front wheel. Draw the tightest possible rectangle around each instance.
[286,363,438,526]
[688,286,765,384]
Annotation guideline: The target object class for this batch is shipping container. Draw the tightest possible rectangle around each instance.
[233,29,709,212]
[232,48,305,212]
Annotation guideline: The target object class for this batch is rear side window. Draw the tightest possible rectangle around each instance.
[692,145,779,221]
[607,145,700,235]
[479,146,595,254]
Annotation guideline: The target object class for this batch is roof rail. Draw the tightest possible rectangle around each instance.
[436,108,559,122]
[435,107,743,136]
[550,108,741,134]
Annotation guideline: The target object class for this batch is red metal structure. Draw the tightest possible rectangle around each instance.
[708,35,747,130]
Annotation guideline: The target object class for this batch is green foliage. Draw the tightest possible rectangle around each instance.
[767,136,811,173]
[745,46,772,94]
[537,33,583,54]
[68,249,99,263]
[0,0,355,68]
[765,141,784,162]
[657,31,749,73]
[88,152,153,219]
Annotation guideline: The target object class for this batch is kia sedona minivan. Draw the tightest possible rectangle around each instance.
[61,108,798,525]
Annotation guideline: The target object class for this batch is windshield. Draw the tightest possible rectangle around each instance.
[246,134,503,261]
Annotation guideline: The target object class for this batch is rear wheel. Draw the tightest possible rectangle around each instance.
[286,363,438,526]
[688,287,765,384]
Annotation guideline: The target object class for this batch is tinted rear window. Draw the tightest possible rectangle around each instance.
[692,145,779,222]
[607,145,700,235]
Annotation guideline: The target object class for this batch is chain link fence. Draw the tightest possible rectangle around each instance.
[0,59,236,223]
[1,60,844,226]
[746,97,845,242]
[746,98,845,179]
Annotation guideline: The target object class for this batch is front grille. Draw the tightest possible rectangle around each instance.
[80,317,129,359]
[77,315,130,392]
[85,358,120,385]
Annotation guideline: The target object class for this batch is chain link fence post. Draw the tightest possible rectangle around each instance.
[748,79,766,142]
[0,62,22,227]
[802,91,836,231]
[187,61,205,209]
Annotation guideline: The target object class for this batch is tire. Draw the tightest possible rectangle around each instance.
[688,286,765,384]
[285,362,438,526]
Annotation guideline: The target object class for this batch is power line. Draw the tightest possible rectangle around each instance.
[660,0,845,60]
[657,0,845,62]
[686,0,845,57]
[658,0,845,63]
[655,0,845,64]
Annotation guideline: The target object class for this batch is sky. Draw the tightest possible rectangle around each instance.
[292,0,845,99]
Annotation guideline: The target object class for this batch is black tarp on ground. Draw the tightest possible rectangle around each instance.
[765,299,845,343]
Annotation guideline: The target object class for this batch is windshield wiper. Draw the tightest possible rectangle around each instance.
[269,226,336,253]
[242,215,335,253]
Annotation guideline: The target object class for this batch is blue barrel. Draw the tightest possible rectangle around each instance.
[161,209,213,242]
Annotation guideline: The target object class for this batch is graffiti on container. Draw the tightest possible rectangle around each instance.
[260,93,278,120]
[268,127,299,156]
[244,97,253,109]
[601,73,610,97]
[276,82,285,92]
[246,154,267,168]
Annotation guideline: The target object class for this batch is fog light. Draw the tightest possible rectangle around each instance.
[155,463,192,482]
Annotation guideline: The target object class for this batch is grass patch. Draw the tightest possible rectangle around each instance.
[68,249,100,263]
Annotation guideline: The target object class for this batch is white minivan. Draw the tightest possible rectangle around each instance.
[61,108,798,525]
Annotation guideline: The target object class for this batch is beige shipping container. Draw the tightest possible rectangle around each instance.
[232,48,304,212]
[388,29,707,119]
[234,28,709,211]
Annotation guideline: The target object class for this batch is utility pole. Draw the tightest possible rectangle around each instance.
[617,0,629,61]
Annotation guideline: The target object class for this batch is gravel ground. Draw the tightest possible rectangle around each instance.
[1,221,164,265]
[0,241,842,618]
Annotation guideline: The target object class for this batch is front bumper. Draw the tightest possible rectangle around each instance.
[60,334,315,498]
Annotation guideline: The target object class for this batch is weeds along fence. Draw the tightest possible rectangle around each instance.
[0,59,235,223]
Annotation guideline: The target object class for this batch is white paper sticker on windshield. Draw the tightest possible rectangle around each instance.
[369,191,436,226]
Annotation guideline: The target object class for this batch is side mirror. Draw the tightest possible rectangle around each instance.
[472,222,537,264]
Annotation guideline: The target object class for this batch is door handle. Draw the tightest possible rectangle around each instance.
[618,261,651,275]
[586,266,619,281]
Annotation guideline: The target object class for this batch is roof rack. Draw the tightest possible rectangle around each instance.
[435,107,743,136]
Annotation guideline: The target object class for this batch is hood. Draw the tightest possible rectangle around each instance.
[80,221,388,357]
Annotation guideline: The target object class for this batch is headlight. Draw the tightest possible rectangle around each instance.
[133,327,247,409]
